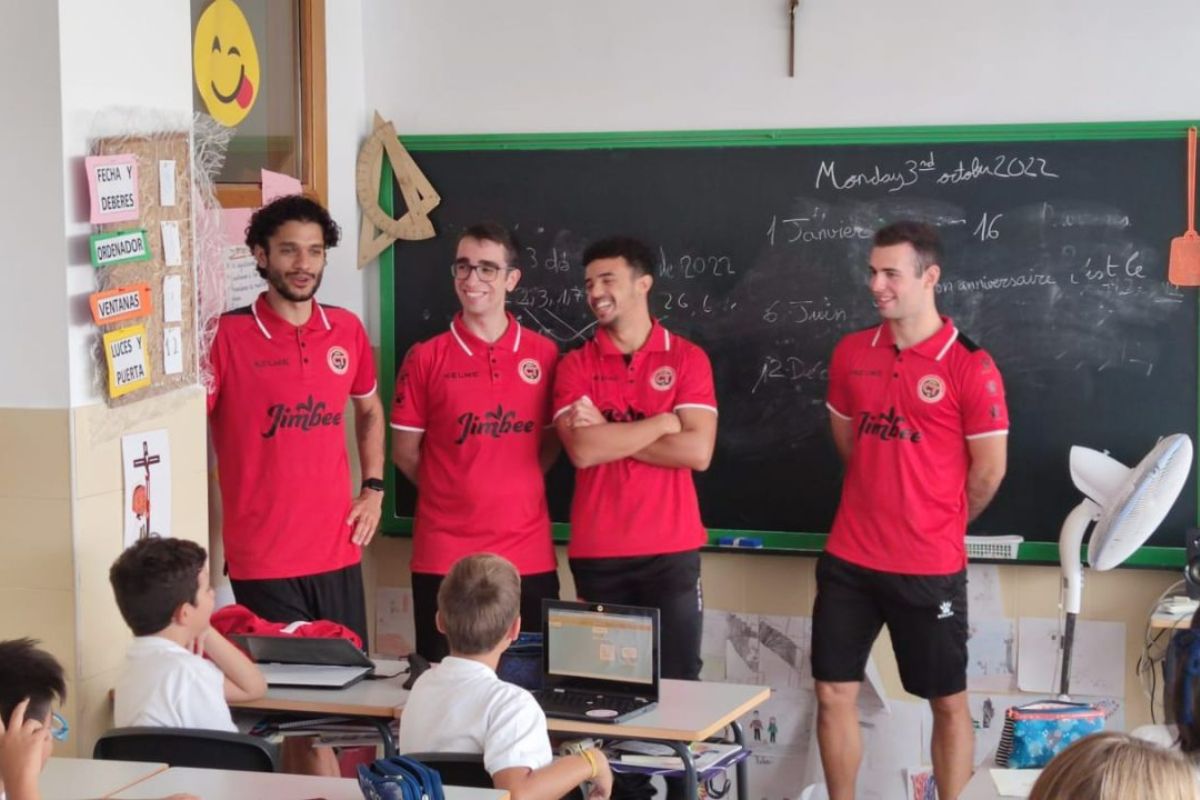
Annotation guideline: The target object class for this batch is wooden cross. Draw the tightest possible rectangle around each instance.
[132,440,161,538]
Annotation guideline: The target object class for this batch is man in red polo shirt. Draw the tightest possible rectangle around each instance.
[554,236,717,683]
[207,195,385,650]
[813,221,1009,800]
[390,223,561,661]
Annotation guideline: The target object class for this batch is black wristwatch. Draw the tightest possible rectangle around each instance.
[362,477,385,493]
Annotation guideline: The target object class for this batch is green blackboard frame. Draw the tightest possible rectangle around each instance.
[376,120,1200,569]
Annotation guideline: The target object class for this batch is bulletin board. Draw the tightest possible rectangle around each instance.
[92,131,198,405]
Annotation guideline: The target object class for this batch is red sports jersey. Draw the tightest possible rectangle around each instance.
[207,294,377,580]
[390,314,558,575]
[825,317,1009,574]
[553,321,717,558]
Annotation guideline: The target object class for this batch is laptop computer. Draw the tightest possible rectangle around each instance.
[532,600,660,724]
[233,635,375,689]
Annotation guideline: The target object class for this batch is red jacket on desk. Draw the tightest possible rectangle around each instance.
[211,603,363,650]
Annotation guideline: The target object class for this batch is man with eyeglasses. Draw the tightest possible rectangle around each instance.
[391,222,561,662]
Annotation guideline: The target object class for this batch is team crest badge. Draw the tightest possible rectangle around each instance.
[917,374,945,403]
[327,346,349,375]
[518,358,542,385]
[650,366,676,391]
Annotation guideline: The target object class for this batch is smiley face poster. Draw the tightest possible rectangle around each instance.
[193,0,260,127]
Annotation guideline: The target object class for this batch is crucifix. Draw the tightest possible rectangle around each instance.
[132,439,162,538]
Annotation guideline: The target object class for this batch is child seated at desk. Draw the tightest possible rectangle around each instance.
[399,553,613,800]
[1028,731,1197,800]
[109,537,267,731]
[0,638,67,800]
[1132,605,1200,773]
[111,537,348,777]
[0,638,196,800]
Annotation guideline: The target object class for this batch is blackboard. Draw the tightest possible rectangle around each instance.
[378,123,1198,567]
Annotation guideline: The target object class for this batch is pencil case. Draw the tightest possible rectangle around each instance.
[994,700,1105,769]
[358,754,445,800]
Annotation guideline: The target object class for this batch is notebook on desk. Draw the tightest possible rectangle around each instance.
[532,600,659,724]
[233,635,374,689]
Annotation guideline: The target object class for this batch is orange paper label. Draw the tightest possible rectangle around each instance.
[90,284,153,325]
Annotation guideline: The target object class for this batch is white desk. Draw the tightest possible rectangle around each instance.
[546,679,768,742]
[41,757,168,800]
[231,672,408,754]
[548,679,769,800]
[961,766,1042,800]
[235,675,768,800]
[109,766,511,800]
[233,672,409,718]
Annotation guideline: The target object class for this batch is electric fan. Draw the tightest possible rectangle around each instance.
[1057,433,1194,698]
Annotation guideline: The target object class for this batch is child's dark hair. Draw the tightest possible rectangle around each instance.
[109,537,208,636]
[0,638,66,725]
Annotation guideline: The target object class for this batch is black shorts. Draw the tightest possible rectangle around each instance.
[811,553,967,699]
[411,569,561,662]
[230,562,369,651]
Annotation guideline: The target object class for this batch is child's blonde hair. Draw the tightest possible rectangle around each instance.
[1029,731,1198,800]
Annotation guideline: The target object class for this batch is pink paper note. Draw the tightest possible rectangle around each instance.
[86,154,140,224]
[261,169,302,204]
[220,207,255,248]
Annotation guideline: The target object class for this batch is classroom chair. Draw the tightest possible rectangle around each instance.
[404,751,586,800]
[93,726,278,773]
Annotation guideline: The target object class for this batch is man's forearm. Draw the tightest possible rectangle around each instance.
[966,473,1002,522]
[631,430,713,470]
[355,400,386,481]
[559,414,676,469]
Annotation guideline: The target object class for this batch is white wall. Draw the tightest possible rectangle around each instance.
[361,0,1200,135]
[0,4,69,408]
[321,0,372,324]
[57,0,194,407]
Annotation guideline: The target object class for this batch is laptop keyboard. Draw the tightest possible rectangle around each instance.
[534,689,646,714]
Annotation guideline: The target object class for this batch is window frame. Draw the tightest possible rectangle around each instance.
[210,0,327,207]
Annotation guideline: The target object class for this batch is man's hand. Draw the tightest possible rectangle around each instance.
[0,698,50,800]
[563,396,607,428]
[347,489,384,546]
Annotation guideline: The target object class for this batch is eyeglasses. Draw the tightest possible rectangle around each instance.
[50,711,68,742]
[450,261,511,283]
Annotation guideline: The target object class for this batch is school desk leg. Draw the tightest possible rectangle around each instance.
[662,740,699,800]
[364,718,397,757]
[729,720,748,800]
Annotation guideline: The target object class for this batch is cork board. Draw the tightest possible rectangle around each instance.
[93,132,197,405]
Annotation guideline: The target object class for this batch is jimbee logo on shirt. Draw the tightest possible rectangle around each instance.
[262,395,344,438]
[602,406,646,423]
[454,405,536,445]
[856,406,922,443]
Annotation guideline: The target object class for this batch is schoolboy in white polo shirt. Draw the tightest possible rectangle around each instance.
[109,537,267,731]
[399,553,613,800]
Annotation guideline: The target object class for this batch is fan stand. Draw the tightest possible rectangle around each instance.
[1057,497,1102,700]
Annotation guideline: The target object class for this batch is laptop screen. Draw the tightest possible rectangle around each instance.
[545,604,657,686]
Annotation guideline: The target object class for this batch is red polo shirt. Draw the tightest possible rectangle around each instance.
[390,314,558,575]
[553,321,717,559]
[207,294,377,580]
[825,317,1009,575]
